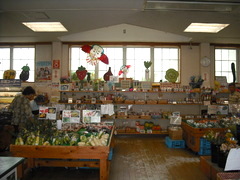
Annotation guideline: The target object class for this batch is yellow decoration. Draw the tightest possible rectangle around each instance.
[214,80,221,91]
[3,70,16,79]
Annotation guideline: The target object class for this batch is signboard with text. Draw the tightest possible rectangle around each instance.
[0,79,21,87]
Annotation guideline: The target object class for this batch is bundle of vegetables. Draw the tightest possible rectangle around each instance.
[77,131,110,146]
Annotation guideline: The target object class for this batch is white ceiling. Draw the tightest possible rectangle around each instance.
[0,0,240,44]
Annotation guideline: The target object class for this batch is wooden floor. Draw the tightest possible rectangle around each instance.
[21,136,208,180]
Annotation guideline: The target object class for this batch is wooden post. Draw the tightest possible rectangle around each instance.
[100,158,108,180]
[17,163,23,179]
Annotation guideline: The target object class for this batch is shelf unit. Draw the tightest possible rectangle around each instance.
[59,90,213,135]
[0,87,21,109]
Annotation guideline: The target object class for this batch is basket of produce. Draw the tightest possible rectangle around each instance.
[124,100,135,104]
[128,115,140,119]
[158,99,168,104]
[135,100,146,104]
[101,100,113,104]
[147,100,158,104]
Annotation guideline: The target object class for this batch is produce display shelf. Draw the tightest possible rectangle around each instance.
[181,122,226,153]
[116,131,168,135]
[59,90,191,93]
[10,127,115,180]
[58,102,203,105]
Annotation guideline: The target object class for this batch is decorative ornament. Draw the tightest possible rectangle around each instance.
[118,65,131,79]
[3,70,16,79]
[76,65,87,81]
[144,61,152,81]
[103,67,113,81]
[81,45,109,66]
[20,64,30,81]
[165,68,179,83]
[76,65,88,89]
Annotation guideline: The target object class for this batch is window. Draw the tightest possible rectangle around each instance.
[0,48,10,79]
[0,47,35,81]
[154,48,179,82]
[70,46,180,82]
[126,48,151,81]
[215,48,237,83]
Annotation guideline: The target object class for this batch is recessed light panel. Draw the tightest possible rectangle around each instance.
[184,23,229,33]
[22,22,68,32]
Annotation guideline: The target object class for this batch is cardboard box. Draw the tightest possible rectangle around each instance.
[168,127,183,140]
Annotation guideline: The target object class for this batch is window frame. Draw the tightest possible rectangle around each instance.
[69,45,181,82]
[214,47,238,83]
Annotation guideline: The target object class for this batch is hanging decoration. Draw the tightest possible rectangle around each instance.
[118,65,131,79]
[81,45,109,66]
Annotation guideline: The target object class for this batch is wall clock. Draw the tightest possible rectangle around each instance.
[200,57,211,67]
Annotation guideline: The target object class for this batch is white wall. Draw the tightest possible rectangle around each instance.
[180,45,200,86]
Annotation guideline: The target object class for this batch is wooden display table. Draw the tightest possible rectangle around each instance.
[10,128,114,180]
[200,156,223,180]
[182,122,226,153]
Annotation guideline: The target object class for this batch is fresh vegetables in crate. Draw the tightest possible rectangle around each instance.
[14,120,112,146]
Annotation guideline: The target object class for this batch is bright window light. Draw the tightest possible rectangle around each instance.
[184,23,229,33]
[22,22,68,32]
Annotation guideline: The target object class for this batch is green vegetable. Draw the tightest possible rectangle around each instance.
[165,68,179,83]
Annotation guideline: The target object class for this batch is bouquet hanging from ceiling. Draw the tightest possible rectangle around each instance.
[81,45,109,66]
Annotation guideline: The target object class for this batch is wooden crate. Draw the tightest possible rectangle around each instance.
[146,100,157,104]
[10,127,115,180]
[181,122,226,152]
[168,128,183,140]
[128,115,139,119]
[124,100,135,104]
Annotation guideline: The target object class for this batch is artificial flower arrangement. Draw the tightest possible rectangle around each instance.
[220,130,239,154]
[189,75,204,89]
[204,129,238,150]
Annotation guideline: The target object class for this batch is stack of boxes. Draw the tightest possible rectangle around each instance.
[198,138,211,155]
[165,127,185,148]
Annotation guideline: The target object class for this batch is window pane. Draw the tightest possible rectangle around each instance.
[13,47,35,82]
[154,48,179,82]
[126,48,151,81]
[215,49,237,83]
[0,48,10,79]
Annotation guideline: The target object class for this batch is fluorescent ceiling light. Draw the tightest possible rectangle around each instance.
[22,22,68,32]
[184,23,229,33]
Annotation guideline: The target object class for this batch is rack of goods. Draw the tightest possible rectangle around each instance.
[10,121,115,180]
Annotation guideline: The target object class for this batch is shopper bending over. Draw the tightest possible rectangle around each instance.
[30,95,46,115]
[9,86,36,131]
[228,83,240,104]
